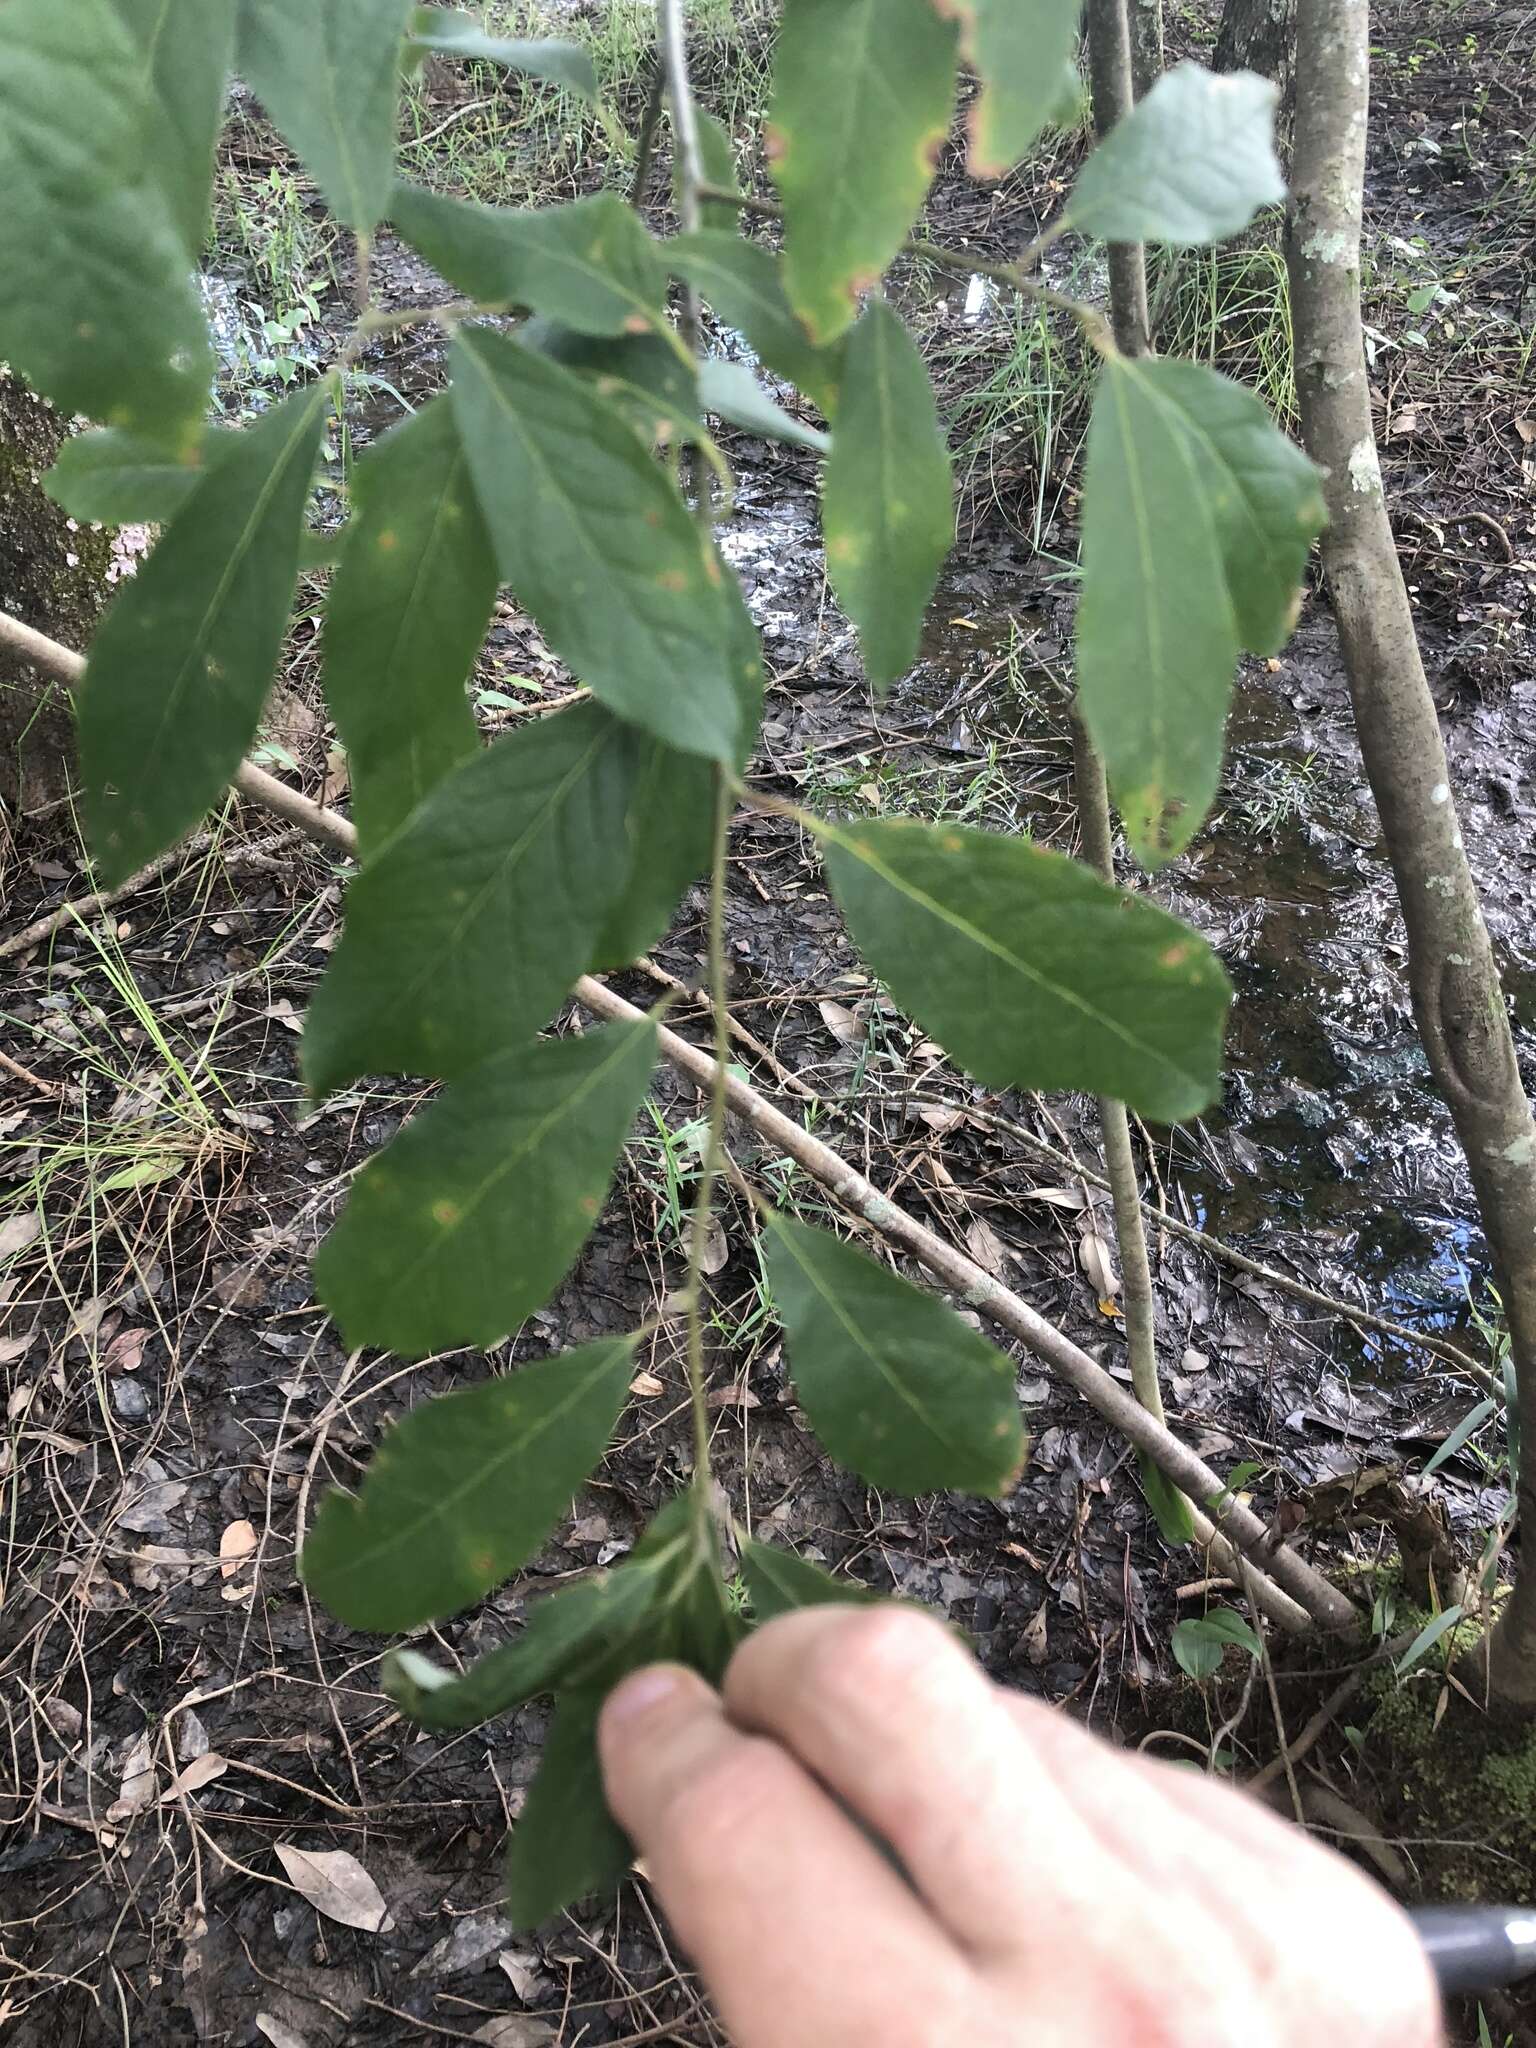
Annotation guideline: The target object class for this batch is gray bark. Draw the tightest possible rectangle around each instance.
[1287,0,1536,1710]
[1084,0,1150,356]
[1214,0,1296,155]
[1128,0,1164,99]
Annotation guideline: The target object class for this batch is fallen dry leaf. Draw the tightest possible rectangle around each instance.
[1025,1185,1089,1212]
[628,1370,665,1398]
[0,1331,32,1366]
[816,998,863,1046]
[1181,1347,1211,1375]
[161,1754,227,1802]
[0,1212,42,1260]
[219,1520,258,1579]
[699,1218,729,1276]
[107,1731,159,1821]
[102,1326,149,1374]
[255,2016,309,2048]
[275,1844,392,1933]
[916,1104,963,1133]
[964,1216,1007,1277]
[1077,1231,1119,1298]
[472,2020,556,2048]
[1021,1601,1049,1667]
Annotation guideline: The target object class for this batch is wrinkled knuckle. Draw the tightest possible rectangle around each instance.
[659,1737,791,1868]
[810,1603,951,1706]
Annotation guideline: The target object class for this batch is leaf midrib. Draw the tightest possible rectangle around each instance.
[825,820,1199,1088]
[320,1341,632,1589]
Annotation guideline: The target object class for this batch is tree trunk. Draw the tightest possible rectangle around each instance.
[1128,0,1164,99]
[1287,0,1536,1712]
[1214,0,1295,153]
[0,372,117,828]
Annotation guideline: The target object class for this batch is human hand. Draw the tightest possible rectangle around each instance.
[598,1604,1443,2048]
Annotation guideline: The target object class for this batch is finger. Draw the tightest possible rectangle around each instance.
[723,1605,1125,1951]
[1001,1695,1441,2048]
[598,1663,970,2048]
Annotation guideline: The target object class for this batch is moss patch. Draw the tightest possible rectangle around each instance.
[1363,1618,1536,1904]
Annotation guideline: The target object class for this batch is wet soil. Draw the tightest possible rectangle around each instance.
[2,3,1534,2043]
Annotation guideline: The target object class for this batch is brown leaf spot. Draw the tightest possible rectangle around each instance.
[763,123,788,165]
[1159,942,1191,969]
[580,1194,599,1217]
[376,530,399,553]
[471,1550,496,1580]
[942,831,964,852]
[623,313,651,334]
[656,568,689,593]
[431,1198,462,1228]
[702,551,722,586]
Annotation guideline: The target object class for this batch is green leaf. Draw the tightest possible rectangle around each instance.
[1420,1397,1497,1479]
[450,326,749,765]
[588,741,713,970]
[1138,1453,1197,1547]
[407,6,597,99]
[302,703,649,1093]
[739,1538,874,1623]
[392,184,666,336]
[819,816,1230,1122]
[1198,1608,1263,1656]
[384,1574,656,1731]
[1395,1604,1465,1677]
[81,383,329,886]
[519,319,700,445]
[698,358,829,454]
[669,231,842,416]
[940,0,1083,178]
[1066,63,1283,246]
[0,0,212,442]
[302,1336,638,1631]
[235,0,412,234]
[316,1017,658,1354]
[1076,355,1325,867]
[768,0,959,345]
[822,299,952,685]
[687,109,743,232]
[505,1691,633,1929]
[762,1213,1025,1497]
[108,0,234,253]
[44,427,227,527]
[1129,359,1326,656]
[322,396,494,852]
[1170,1618,1222,1680]
[384,1495,707,1732]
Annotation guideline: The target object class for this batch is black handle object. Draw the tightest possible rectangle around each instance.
[1408,1905,1536,1996]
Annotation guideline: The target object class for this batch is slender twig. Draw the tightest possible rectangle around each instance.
[1,606,1355,1636]
[1070,712,1174,1484]
[680,773,732,1492]
[695,183,1109,343]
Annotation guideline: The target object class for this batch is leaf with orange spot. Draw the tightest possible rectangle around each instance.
[1076,354,1324,869]
[324,395,493,853]
[315,1015,658,1356]
[763,1211,1026,1496]
[822,300,952,685]
[934,0,1083,179]
[449,325,753,764]
[303,1334,639,1631]
[817,814,1229,1121]
[768,0,959,344]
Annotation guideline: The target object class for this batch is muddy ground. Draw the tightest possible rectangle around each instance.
[2,2,1534,2043]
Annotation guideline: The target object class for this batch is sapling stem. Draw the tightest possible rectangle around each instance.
[681,770,734,1498]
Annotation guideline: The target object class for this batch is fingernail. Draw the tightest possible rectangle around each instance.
[604,1665,686,1726]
